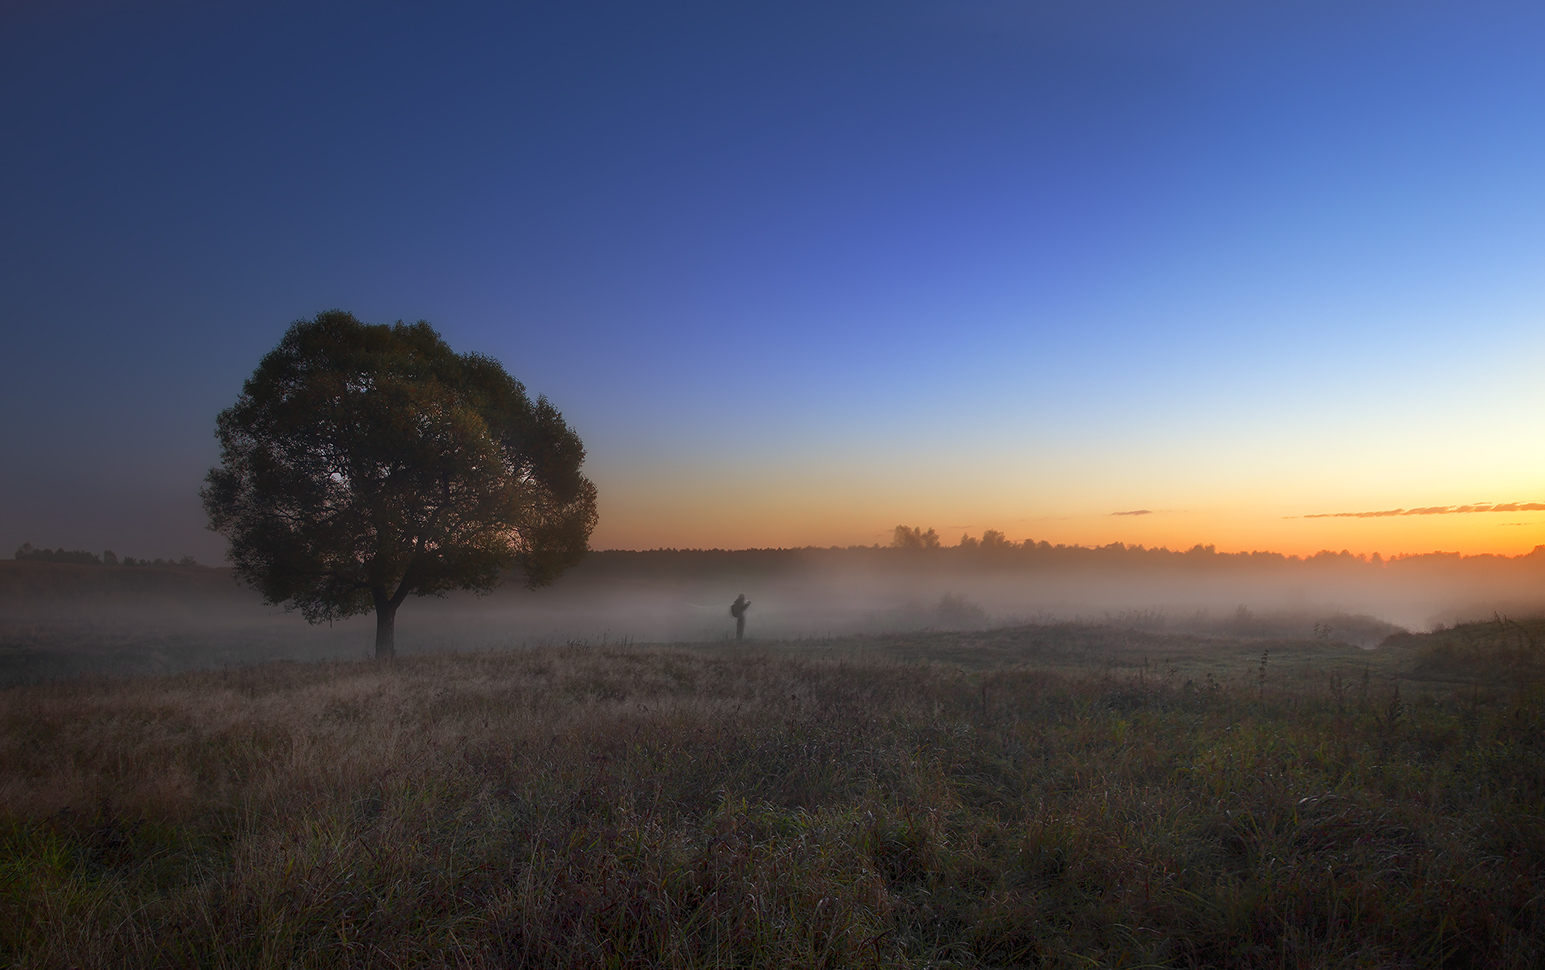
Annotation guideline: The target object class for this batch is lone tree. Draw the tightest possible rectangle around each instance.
[202,311,598,659]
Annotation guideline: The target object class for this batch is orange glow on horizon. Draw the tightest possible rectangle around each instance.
[586,486,1545,557]
[582,449,1545,557]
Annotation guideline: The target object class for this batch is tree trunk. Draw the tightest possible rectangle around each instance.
[375,602,398,660]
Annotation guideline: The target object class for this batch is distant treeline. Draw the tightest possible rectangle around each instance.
[883,525,1545,565]
[13,543,200,568]
[572,527,1545,581]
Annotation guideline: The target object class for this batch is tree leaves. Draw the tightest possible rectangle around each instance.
[202,311,598,646]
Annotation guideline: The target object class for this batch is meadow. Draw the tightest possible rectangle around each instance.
[2,618,1543,968]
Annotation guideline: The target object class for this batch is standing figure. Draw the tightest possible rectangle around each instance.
[730,594,751,641]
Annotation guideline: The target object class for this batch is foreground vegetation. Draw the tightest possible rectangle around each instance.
[2,621,1544,968]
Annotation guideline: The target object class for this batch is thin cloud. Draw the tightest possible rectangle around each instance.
[1298,502,1545,519]
[1111,509,1153,516]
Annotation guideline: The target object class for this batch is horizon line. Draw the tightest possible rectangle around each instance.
[588,542,1545,561]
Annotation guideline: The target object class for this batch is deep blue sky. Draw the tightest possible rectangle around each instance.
[3,0,1542,559]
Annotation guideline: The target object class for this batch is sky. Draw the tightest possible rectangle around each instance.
[2,0,1542,561]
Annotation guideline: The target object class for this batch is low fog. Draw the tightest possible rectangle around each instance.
[4,542,1545,683]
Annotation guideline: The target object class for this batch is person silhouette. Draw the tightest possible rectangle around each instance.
[729,594,751,640]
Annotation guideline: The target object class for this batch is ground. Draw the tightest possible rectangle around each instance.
[2,619,1543,968]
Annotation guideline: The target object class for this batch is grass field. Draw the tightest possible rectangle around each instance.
[3,619,1543,968]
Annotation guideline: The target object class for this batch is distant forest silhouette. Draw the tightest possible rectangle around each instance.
[574,525,1545,575]
[13,543,201,568]
[15,528,1545,578]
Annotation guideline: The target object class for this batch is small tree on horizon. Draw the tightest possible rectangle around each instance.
[979,529,1012,552]
[891,525,941,550]
[201,311,598,658]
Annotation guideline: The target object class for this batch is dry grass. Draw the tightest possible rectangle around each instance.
[2,630,1544,968]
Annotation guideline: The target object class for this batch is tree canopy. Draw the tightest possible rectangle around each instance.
[891,525,941,550]
[202,311,598,658]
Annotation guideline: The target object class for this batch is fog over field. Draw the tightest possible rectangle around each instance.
[6,542,1544,681]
